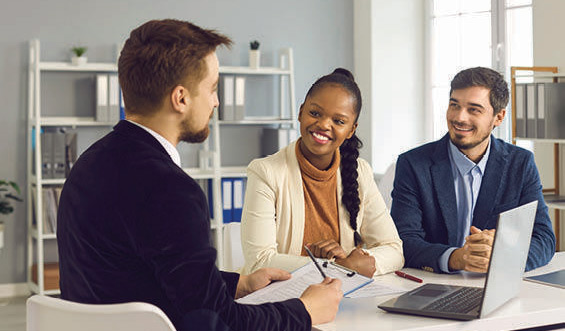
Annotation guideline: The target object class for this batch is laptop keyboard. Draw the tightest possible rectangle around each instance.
[423,287,484,313]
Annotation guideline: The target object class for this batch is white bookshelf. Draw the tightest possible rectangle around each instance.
[27,39,298,291]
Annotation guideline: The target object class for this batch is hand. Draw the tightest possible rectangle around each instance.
[235,268,291,299]
[299,277,343,325]
[307,239,347,260]
[335,248,376,278]
[449,226,496,273]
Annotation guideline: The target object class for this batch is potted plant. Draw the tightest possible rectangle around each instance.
[71,46,88,66]
[0,180,22,250]
[249,40,260,69]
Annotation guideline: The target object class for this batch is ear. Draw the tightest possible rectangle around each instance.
[493,108,506,128]
[298,104,304,121]
[170,85,191,114]
[346,122,358,139]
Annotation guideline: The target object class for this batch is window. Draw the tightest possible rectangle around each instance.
[428,0,532,141]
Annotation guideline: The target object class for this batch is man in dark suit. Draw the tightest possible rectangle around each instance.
[57,19,342,331]
[391,67,555,274]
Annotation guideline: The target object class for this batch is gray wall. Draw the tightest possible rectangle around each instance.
[0,0,353,284]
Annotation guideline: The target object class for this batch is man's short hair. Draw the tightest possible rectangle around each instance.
[118,19,231,115]
[450,67,509,115]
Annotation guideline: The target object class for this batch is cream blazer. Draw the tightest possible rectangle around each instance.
[241,141,404,275]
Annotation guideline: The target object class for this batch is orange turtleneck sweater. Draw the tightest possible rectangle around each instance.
[295,139,341,256]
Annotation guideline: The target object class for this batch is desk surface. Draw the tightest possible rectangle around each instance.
[315,252,565,331]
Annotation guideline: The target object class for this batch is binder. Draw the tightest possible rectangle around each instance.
[108,74,120,123]
[96,74,109,122]
[540,82,565,139]
[119,88,126,120]
[525,83,536,138]
[536,83,546,139]
[207,178,214,219]
[65,131,78,177]
[261,128,298,157]
[219,76,234,120]
[515,84,526,138]
[41,131,54,179]
[52,130,66,179]
[232,178,244,222]
[222,178,233,223]
[235,77,246,120]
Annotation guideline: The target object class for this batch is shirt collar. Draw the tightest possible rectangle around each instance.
[127,120,181,167]
[448,138,490,177]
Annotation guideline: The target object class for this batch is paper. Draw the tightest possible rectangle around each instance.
[345,281,406,298]
[236,261,373,305]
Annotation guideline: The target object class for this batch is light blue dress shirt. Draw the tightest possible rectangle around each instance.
[438,139,491,273]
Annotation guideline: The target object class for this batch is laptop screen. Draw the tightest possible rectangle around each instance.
[479,200,537,317]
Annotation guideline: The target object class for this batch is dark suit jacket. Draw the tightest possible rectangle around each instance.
[57,120,310,331]
[391,134,555,273]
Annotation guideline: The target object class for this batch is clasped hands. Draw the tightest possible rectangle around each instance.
[307,239,376,278]
[449,226,496,273]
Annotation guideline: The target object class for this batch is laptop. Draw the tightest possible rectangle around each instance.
[378,200,538,320]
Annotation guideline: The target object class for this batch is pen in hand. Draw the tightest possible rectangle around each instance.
[395,270,423,283]
[304,245,327,279]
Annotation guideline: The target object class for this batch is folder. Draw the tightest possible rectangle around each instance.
[232,178,244,222]
[536,83,545,139]
[65,131,77,177]
[108,74,120,123]
[525,83,536,138]
[96,74,109,122]
[41,131,54,179]
[235,77,246,120]
[52,130,66,179]
[219,76,234,120]
[540,82,565,139]
[515,84,526,138]
[222,178,233,223]
[207,178,214,219]
[119,88,126,120]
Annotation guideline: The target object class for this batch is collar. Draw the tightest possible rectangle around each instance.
[126,120,181,167]
[448,138,490,177]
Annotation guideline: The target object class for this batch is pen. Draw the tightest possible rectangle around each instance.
[395,270,423,283]
[304,245,327,279]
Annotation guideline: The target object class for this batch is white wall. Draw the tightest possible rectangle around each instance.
[354,0,426,175]
[533,0,565,248]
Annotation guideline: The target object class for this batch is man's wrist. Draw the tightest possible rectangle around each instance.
[448,248,464,271]
[235,275,249,299]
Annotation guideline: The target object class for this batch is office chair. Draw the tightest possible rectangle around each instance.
[26,295,176,331]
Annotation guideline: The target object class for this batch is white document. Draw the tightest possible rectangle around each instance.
[345,280,406,298]
[236,261,373,305]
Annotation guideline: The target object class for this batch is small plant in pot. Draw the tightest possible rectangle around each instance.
[71,46,88,66]
[0,180,22,250]
[249,40,260,69]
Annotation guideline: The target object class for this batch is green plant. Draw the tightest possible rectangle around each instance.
[250,40,260,50]
[71,46,87,57]
[0,180,22,216]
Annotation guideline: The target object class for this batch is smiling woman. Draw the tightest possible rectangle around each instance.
[241,68,404,278]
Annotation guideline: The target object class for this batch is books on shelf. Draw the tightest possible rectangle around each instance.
[31,186,62,234]
[515,82,565,139]
[37,129,78,179]
[207,177,246,223]
[96,73,122,123]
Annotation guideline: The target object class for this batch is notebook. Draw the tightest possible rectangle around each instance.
[378,200,538,321]
[524,269,565,289]
[236,261,373,305]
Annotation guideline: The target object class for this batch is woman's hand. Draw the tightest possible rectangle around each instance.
[335,248,376,278]
[308,239,348,260]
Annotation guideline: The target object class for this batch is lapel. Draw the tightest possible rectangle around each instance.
[472,136,508,229]
[287,141,306,254]
[430,135,459,245]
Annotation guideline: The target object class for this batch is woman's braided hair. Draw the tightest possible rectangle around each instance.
[303,68,364,246]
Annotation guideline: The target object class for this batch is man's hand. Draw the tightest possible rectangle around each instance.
[335,248,376,278]
[235,268,291,299]
[308,239,347,260]
[299,277,343,325]
[449,226,496,273]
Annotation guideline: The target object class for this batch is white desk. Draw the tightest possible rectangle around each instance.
[315,252,565,331]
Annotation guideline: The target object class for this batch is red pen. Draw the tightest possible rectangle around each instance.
[395,270,423,283]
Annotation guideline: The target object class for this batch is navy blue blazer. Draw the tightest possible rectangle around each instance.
[58,120,310,331]
[391,134,555,273]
